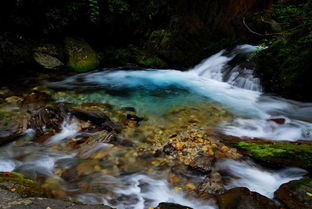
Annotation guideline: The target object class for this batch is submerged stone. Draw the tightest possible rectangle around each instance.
[197,172,225,197]
[189,156,213,173]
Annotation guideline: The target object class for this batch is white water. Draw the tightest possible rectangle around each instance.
[46,119,79,145]
[216,159,307,198]
[0,159,20,172]
[51,44,312,141]
[75,174,216,209]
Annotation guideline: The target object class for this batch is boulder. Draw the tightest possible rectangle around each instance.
[70,109,118,132]
[28,104,67,136]
[0,112,27,145]
[217,187,279,209]
[275,178,312,209]
[65,37,99,72]
[33,52,64,69]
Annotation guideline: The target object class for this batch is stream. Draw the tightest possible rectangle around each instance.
[0,45,311,208]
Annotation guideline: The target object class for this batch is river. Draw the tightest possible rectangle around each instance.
[0,45,311,208]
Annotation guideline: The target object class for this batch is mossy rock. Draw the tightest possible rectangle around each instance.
[275,178,312,209]
[65,37,99,72]
[234,142,312,170]
[0,172,48,198]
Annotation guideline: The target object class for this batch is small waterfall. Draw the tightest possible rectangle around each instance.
[216,159,307,198]
[190,44,262,91]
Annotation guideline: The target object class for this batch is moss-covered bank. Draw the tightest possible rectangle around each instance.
[0,172,47,198]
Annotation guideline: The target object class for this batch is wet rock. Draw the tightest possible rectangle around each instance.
[163,143,176,155]
[197,172,225,197]
[189,156,213,173]
[0,172,47,198]
[28,104,67,135]
[170,164,202,179]
[5,96,23,104]
[77,130,115,159]
[155,202,193,209]
[217,187,279,209]
[124,114,144,127]
[275,178,312,209]
[268,118,286,125]
[0,112,27,145]
[126,114,144,122]
[33,52,64,69]
[22,92,52,106]
[65,37,99,72]
[71,109,118,132]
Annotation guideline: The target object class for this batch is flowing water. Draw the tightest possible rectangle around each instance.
[1,45,311,208]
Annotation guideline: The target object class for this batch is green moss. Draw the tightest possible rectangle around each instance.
[65,37,99,72]
[234,142,312,168]
[137,56,167,68]
[0,172,47,198]
[103,45,168,68]
[289,178,312,189]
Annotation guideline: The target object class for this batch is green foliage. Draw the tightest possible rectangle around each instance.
[88,0,100,23]
[255,0,312,101]
[246,45,266,62]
